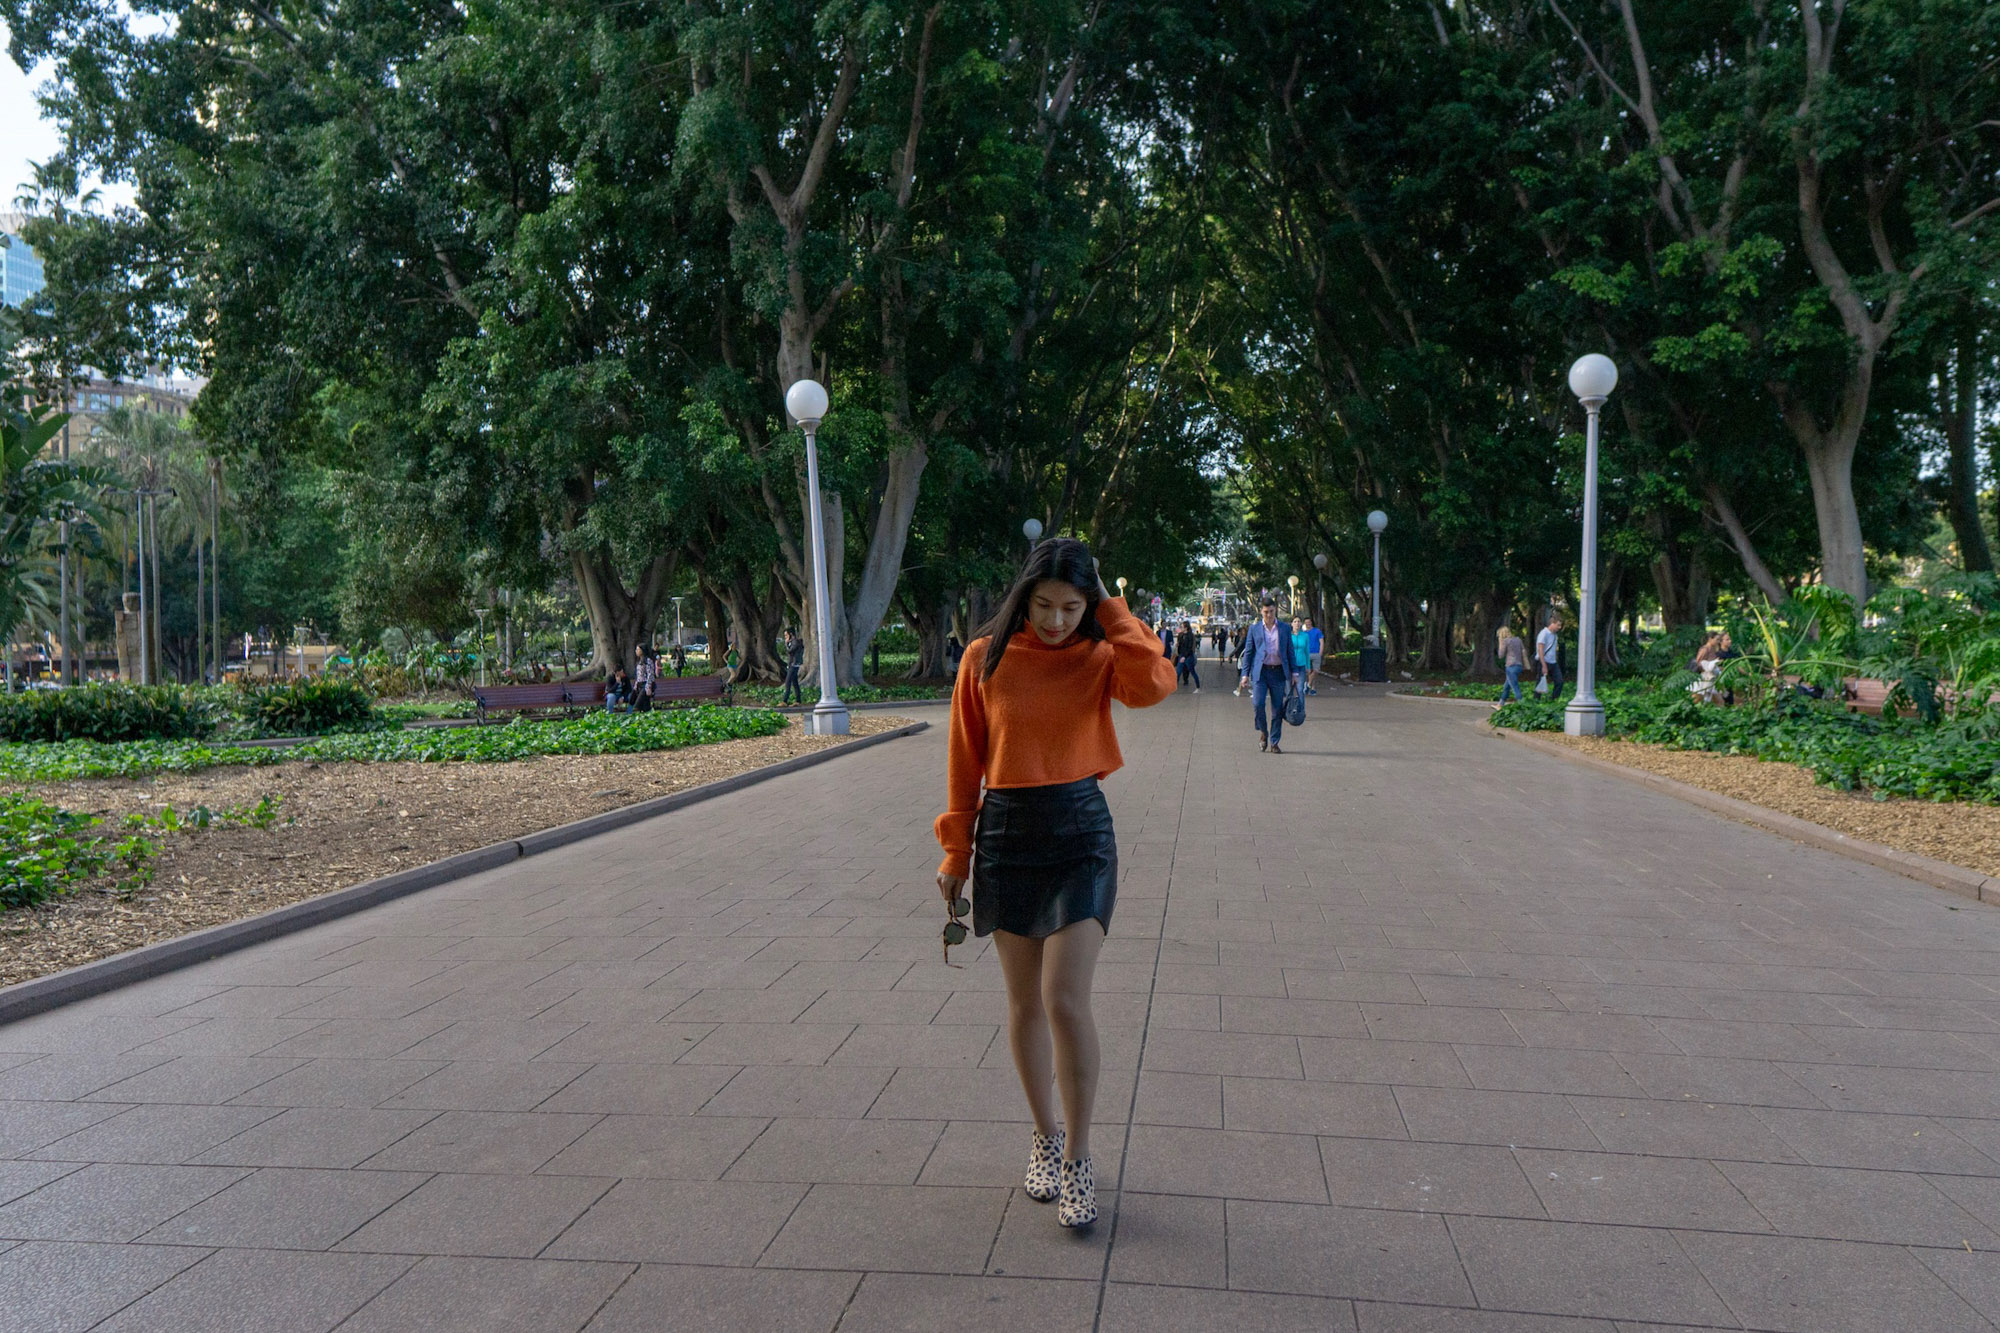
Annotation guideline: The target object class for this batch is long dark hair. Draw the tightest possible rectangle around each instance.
[976,537,1105,680]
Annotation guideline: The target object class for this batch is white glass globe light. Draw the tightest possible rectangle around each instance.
[786,378,830,425]
[1567,354,1618,401]
[1313,553,1328,570]
[1367,510,1389,535]
[1023,518,1043,541]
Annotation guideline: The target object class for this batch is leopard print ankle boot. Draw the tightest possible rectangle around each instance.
[1024,1128,1064,1202]
[1057,1156,1097,1228]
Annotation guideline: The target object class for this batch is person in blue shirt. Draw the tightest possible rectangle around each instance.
[1298,618,1324,694]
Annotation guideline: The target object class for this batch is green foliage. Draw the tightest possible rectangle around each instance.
[0,793,152,909]
[236,676,377,737]
[0,705,787,781]
[0,683,217,743]
[294,706,787,764]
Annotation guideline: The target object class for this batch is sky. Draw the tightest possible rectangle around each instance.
[3,22,137,216]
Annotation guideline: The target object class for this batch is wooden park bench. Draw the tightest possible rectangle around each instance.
[471,680,604,723]
[650,674,732,707]
[471,674,729,723]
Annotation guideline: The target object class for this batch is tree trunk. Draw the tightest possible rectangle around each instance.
[720,566,784,683]
[1595,557,1624,667]
[572,550,670,677]
[1943,326,1993,573]
[1466,593,1500,676]
[840,441,928,682]
[1419,595,1457,672]
[900,588,951,680]
[702,586,728,668]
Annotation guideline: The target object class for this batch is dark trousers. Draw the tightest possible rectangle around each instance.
[1541,663,1564,697]
[782,664,803,704]
[1252,665,1289,746]
[1177,654,1201,688]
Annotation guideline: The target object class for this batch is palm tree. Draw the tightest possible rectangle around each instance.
[0,389,107,679]
[85,404,224,681]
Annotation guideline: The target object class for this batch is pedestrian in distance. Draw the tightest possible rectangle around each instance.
[633,646,659,711]
[1230,622,1249,694]
[670,641,687,677]
[1175,621,1202,693]
[933,537,1176,1230]
[1237,598,1297,753]
[1535,612,1564,699]
[1298,617,1323,694]
[1499,624,1528,702]
[780,628,805,705]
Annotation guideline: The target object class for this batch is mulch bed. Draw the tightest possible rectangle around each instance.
[1542,733,2000,879]
[0,714,915,988]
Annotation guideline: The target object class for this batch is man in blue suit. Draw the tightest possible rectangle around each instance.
[1237,598,1297,753]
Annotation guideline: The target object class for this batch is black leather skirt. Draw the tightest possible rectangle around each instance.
[972,777,1118,938]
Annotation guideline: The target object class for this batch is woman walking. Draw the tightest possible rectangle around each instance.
[934,538,1176,1229]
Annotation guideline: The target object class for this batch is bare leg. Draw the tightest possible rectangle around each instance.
[991,930,1058,1135]
[1040,918,1106,1158]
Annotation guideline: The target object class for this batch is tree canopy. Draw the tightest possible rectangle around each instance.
[4,0,1994,678]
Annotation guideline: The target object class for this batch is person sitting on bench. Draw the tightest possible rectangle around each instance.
[605,666,633,713]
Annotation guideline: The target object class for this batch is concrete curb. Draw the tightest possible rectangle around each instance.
[1494,725,1999,906]
[770,697,949,716]
[0,720,931,1025]
[1389,691,1502,710]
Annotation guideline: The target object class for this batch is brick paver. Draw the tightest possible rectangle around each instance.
[3,688,2000,1330]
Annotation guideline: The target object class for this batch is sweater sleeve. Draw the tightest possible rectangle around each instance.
[933,639,990,879]
[1098,597,1178,708]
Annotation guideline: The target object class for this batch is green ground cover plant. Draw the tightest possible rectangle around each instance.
[1491,579,2000,805]
[0,705,789,782]
[0,793,154,908]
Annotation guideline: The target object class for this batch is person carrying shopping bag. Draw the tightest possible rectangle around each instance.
[1237,598,1298,753]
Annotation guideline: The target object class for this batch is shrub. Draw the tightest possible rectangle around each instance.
[237,676,378,736]
[0,683,216,743]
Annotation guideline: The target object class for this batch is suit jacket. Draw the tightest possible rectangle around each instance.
[1238,620,1296,678]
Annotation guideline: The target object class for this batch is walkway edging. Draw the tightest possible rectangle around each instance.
[0,720,930,1026]
[1495,725,1998,905]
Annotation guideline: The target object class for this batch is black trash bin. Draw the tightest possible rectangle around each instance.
[1359,645,1388,683]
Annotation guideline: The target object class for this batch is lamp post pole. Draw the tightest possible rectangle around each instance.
[472,607,490,688]
[787,379,848,735]
[1565,353,1618,737]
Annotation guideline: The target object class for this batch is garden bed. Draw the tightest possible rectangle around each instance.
[1532,732,2000,879]
[0,713,914,988]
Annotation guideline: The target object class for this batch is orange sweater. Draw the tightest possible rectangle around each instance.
[934,596,1177,879]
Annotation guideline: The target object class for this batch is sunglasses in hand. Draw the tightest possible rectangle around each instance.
[942,895,971,966]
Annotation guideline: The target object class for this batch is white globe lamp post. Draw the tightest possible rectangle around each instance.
[1565,353,1618,737]
[1022,517,1042,552]
[785,378,848,735]
[1366,510,1388,647]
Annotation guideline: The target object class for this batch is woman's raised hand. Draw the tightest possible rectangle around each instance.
[1092,558,1111,601]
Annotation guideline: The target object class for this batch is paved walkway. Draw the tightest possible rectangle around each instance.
[2,687,2000,1331]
